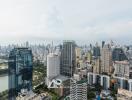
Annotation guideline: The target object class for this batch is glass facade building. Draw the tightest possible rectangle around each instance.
[60,41,76,77]
[93,47,100,58]
[8,48,33,100]
[112,48,128,61]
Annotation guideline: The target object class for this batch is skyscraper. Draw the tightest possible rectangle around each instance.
[100,75,110,90]
[46,53,60,87]
[75,47,82,59]
[93,44,101,74]
[70,79,87,100]
[113,61,129,78]
[47,53,60,79]
[60,40,76,77]
[93,47,100,58]
[8,48,33,100]
[93,58,101,74]
[112,48,128,61]
[101,44,112,75]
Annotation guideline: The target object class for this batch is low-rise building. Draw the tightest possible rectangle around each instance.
[117,89,132,100]
[100,90,114,100]
[16,89,51,100]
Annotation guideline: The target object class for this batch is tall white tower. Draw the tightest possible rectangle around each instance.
[47,53,60,79]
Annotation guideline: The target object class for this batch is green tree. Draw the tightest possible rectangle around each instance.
[87,91,96,99]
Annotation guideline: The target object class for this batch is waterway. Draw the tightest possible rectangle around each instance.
[0,58,8,92]
[0,75,8,92]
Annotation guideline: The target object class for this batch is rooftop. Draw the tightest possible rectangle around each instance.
[114,61,129,65]
[77,79,87,84]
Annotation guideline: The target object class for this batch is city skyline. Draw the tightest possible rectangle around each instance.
[0,0,132,45]
[1,39,132,99]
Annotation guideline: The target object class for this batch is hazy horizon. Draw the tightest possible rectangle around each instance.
[0,39,131,47]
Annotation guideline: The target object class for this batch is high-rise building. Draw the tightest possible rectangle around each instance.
[87,72,100,85]
[46,53,60,87]
[70,79,87,100]
[102,41,105,48]
[87,73,110,90]
[101,44,112,75]
[115,78,129,90]
[100,75,110,90]
[8,48,33,100]
[93,44,101,74]
[86,51,92,62]
[75,47,82,68]
[128,79,132,91]
[47,53,60,79]
[93,46,100,58]
[93,58,101,74]
[113,61,129,78]
[112,48,128,61]
[87,73,93,85]
[75,47,82,60]
[60,41,76,77]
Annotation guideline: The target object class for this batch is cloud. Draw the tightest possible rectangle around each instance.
[0,0,132,44]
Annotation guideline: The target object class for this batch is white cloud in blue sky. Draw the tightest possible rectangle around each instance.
[0,0,132,44]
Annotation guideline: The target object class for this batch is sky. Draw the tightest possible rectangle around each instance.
[0,0,132,45]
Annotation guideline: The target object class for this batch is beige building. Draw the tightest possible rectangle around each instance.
[117,89,132,100]
[75,47,82,70]
[86,51,92,62]
[113,61,129,78]
[75,47,82,60]
[101,44,112,75]
[77,60,84,69]
[93,57,101,74]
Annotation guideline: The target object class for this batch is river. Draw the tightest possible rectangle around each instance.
[0,58,8,92]
[0,75,8,92]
